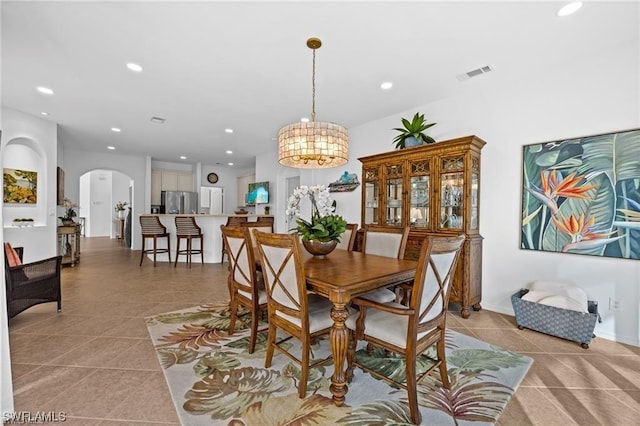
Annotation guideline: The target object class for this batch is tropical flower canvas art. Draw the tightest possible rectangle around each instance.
[521,128,640,259]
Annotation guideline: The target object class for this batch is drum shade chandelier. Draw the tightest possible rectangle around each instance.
[278,37,348,168]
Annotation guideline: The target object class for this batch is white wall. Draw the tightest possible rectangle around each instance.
[1,108,58,261]
[257,39,640,345]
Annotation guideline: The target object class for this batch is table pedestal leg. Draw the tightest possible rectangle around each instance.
[329,302,349,406]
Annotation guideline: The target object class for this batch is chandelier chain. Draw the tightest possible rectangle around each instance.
[311,48,316,122]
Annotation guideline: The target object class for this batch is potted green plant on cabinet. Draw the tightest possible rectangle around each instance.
[392,112,437,149]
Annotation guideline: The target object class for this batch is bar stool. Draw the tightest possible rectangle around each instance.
[175,216,204,267]
[221,216,248,263]
[139,216,171,266]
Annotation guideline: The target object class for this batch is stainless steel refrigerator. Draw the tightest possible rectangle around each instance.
[160,191,198,214]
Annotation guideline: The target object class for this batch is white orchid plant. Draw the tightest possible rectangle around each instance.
[286,185,347,243]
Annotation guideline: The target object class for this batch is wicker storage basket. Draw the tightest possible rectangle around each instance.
[511,289,599,349]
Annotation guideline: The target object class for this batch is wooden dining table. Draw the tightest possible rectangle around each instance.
[301,249,417,406]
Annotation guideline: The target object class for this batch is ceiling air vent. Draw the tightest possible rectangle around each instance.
[150,116,166,124]
[456,65,494,82]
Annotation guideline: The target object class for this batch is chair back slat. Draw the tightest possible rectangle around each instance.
[175,216,202,236]
[226,216,249,226]
[140,216,168,235]
[362,225,409,259]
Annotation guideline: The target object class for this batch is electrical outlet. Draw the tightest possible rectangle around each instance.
[609,297,623,312]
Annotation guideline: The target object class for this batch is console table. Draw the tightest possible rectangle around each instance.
[57,224,81,266]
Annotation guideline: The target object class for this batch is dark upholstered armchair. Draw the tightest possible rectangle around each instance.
[4,244,62,319]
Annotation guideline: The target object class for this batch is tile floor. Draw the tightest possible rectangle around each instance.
[7,237,640,425]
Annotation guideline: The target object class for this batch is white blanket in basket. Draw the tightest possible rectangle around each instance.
[521,280,588,313]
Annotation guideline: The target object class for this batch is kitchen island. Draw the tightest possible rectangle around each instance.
[140,214,272,264]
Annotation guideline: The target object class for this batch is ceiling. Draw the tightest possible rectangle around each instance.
[2,1,637,170]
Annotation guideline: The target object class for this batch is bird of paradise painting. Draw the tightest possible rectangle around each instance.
[521,129,640,260]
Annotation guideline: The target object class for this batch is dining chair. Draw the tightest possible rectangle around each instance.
[253,230,338,398]
[220,216,249,263]
[221,226,267,354]
[347,234,465,424]
[336,223,358,252]
[357,225,411,303]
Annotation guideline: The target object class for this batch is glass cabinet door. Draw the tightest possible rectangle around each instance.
[440,172,463,230]
[470,172,479,230]
[364,181,379,225]
[440,156,464,230]
[385,178,403,226]
[410,176,429,227]
[384,163,404,226]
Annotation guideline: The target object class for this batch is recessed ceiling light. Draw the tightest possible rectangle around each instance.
[380,81,393,90]
[111,127,121,132]
[126,63,143,72]
[301,117,310,123]
[107,146,116,150]
[225,128,234,133]
[36,86,54,95]
[180,156,187,160]
[557,2,582,17]
[225,150,233,154]
[228,162,234,166]
[40,112,49,116]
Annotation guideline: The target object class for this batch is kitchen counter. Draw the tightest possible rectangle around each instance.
[139,214,273,263]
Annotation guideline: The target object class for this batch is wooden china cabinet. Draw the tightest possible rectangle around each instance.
[358,135,486,318]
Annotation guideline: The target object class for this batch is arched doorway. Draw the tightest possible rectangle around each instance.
[79,169,133,247]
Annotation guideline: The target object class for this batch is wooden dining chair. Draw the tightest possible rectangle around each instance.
[336,223,358,252]
[347,234,465,424]
[220,216,249,263]
[221,226,267,353]
[253,231,337,398]
[356,225,411,303]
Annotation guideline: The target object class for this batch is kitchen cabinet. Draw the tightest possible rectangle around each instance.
[161,171,178,191]
[359,135,486,318]
[151,170,162,205]
[151,170,194,206]
[177,173,194,192]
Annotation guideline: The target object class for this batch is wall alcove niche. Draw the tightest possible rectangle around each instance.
[1,137,47,227]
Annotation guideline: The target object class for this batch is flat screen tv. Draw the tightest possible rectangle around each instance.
[247,181,269,205]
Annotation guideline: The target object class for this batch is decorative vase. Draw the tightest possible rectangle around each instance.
[118,210,126,219]
[403,136,422,148]
[302,240,338,259]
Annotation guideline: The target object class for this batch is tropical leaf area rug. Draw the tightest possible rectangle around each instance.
[146,303,533,425]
